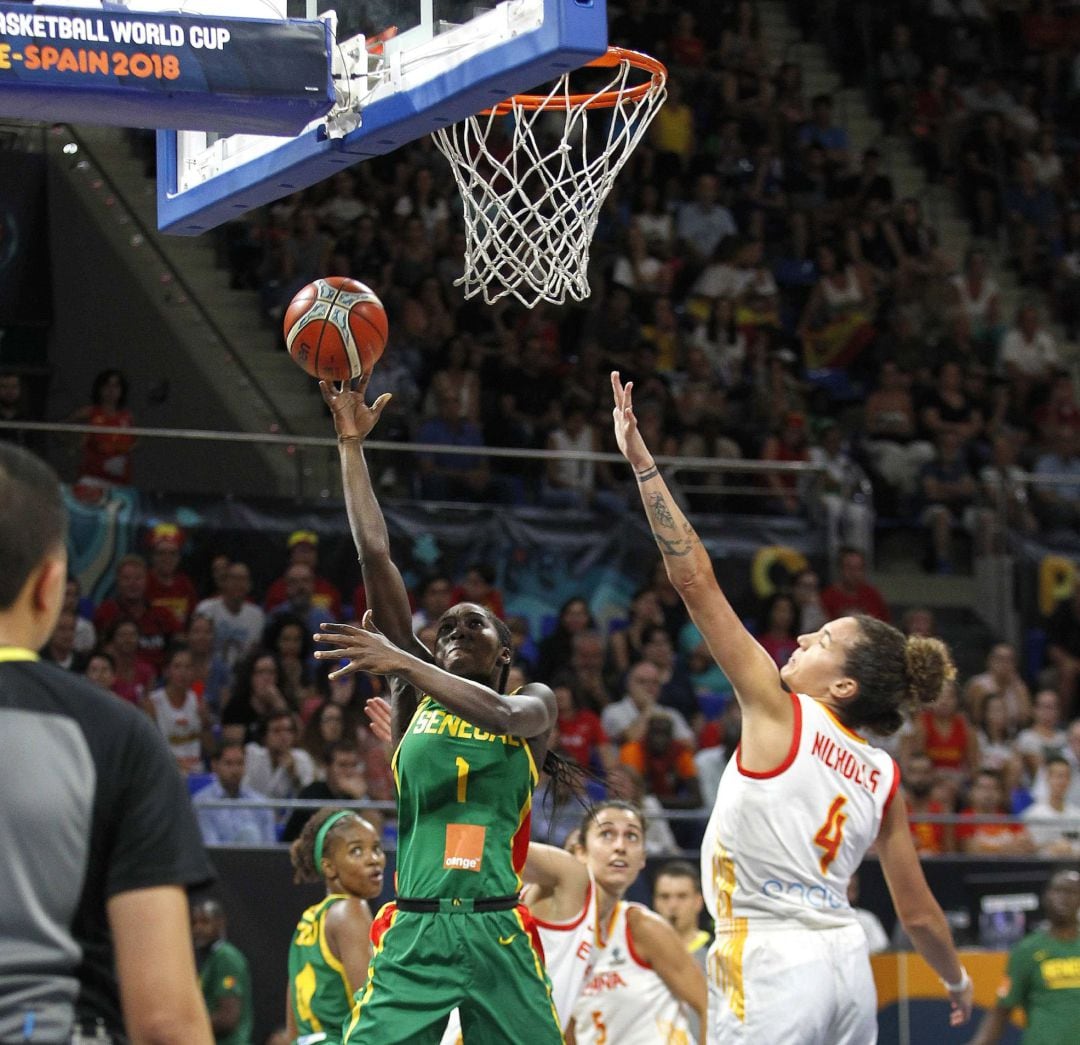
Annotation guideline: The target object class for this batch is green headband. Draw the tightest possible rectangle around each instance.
[314,810,354,870]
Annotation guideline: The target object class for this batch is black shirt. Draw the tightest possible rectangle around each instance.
[0,652,212,1042]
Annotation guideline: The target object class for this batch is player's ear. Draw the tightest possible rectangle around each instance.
[31,550,67,620]
[829,674,858,703]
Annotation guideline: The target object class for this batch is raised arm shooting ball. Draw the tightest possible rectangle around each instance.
[283,277,387,382]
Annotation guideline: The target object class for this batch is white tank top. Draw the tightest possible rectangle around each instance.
[821,268,863,310]
[951,273,998,324]
[549,426,595,491]
[440,875,599,1042]
[701,692,898,933]
[573,901,692,1045]
[148,687,202,766]
[533,873,600,1028]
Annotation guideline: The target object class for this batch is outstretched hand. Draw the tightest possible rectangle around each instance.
[320,370,392,441]
[365,696,393,745]
[314,611,405,678]
[610,371,654,473]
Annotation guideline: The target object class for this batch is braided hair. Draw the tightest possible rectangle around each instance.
[480,607,606,832]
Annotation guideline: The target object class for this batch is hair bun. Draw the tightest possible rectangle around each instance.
[904,636,956,706]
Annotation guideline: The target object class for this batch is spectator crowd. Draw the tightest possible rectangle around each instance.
[38,518,1080,861]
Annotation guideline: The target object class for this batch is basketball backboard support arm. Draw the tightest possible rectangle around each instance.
[156,0,608,235]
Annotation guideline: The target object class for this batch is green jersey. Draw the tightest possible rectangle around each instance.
[392,693,537,898]
[198,940,253,1045]
[1000,930,1080,1045]
[288,895,352,1045]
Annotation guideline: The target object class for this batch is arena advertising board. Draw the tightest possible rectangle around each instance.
[0,2,333,134]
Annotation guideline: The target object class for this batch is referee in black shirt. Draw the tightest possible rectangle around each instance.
[0,442,214,1044]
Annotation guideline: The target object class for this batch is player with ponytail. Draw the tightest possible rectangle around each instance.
[286,808,385,1045]
[612,371,973,1044]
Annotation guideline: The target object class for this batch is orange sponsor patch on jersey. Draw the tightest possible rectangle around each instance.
[444,823,486,872]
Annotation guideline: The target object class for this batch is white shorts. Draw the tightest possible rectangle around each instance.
[706,923,876,1045]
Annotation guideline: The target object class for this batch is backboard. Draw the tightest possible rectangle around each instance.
[157,0,609,235]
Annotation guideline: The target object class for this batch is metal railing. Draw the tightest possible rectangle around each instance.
[192,795,1080,855]
[0,418,827,504]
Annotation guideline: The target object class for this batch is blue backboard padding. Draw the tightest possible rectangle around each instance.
[157,0,608,234]
[0,5,334,136]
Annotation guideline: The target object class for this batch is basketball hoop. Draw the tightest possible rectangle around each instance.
[433,47,667,308]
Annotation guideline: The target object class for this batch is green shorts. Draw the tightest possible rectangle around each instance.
[342,901,563,1045]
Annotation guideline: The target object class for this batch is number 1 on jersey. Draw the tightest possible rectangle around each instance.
[813,795,848,874]
[455,756,470,803]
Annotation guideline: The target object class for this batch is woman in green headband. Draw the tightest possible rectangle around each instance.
[286,808,385,1045]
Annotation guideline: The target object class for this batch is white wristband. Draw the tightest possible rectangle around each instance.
[942,968,971,993]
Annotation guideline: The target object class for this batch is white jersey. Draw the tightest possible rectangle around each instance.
[574,901,692,1045]
[147,687,202,768]
[534,873,600,1028]
[701,692,898,933]
[440,875,599,1042]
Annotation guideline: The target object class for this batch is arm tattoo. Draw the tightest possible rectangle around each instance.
[653,520,700,558]
[635,466,659,483]
[648,492,676,529]
[654,532,694,557]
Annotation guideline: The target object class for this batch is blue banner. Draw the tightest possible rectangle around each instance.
[0,4,333,134]
[62,489,826,630]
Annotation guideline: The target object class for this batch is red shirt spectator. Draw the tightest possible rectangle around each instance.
[103,618,158,705]
[94,554,180,673]
[909,800,951,855]
[264,530,342,617]
[820,547,891,622]
[72,370,136,488]
[902,753,955,855]
[144,523,198,629]
[558,709,608,767]
[957,770,1034,856]
[912,683,979,779]
[450,563,505,620]
[552,677,614,771]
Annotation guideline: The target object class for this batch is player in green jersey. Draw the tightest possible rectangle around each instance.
[192,899,254,1045]
[286,809,385,1045]
[967,869,1080,1045]
[314,375,563,1045]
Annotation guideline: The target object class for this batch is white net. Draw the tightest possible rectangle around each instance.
[432,49,667,308]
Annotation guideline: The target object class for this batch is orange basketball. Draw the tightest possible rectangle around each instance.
[283,277,387,382]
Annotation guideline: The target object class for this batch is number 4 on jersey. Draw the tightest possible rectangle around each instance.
[813,795,848,874]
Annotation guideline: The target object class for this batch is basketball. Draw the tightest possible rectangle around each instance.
[283,277,388,382]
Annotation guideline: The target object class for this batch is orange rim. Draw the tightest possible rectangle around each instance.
[483,47,666,115]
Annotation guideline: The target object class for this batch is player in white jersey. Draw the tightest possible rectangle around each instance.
[572,801,707,1044]
[611,372,974,1044]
